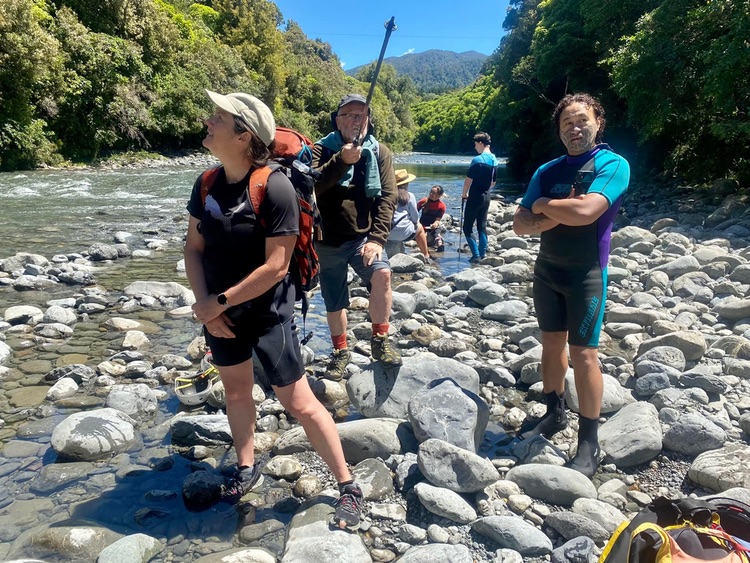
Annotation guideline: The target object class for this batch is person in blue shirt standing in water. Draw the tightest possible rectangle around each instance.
[461,132,498,263]
[512,93,630,478]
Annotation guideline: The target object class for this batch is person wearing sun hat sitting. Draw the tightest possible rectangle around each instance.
[385,169,432,260]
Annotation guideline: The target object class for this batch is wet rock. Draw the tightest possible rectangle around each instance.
[51,408,138,461]
[351,458,394,501]
[170,414,232,446]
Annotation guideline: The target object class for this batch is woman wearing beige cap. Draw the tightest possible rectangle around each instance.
[183,90,363,529]
[385,169,431,260]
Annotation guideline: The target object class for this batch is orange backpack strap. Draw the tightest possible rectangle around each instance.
[248,165,273,225]
[200,166,223,205]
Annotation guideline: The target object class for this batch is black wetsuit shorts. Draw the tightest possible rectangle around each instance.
[533,260,607,347]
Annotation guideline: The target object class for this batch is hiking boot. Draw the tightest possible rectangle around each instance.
[436,244,445,252]
[371,333,402,367]
[331,483,363,531]
[469,256,481,264]
[219,461,264,505]
[324,348,351,381]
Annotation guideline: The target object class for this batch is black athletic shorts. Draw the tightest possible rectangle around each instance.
[204,279,304,388]
[533,260,607,347]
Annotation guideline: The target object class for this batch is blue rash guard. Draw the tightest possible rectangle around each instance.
[520,144,630,346]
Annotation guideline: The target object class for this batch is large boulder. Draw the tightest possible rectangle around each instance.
[347,353,479,419]
[407,378,489,451]
[599,402,662,467]
[51,408,138,461]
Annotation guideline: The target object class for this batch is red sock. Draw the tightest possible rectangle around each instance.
[332,333,347,350]
[372,323,389,337]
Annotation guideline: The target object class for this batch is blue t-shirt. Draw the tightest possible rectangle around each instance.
[467,152,498,199]
[520,144,630,269]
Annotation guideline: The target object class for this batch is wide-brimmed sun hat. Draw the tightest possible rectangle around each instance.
[205,89,276,147]
[395,169,417,186]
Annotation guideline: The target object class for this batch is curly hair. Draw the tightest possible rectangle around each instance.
[553,93,606,143]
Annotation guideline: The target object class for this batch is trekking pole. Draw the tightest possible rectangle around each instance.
[457,198,465,258]
[353,16,397,146]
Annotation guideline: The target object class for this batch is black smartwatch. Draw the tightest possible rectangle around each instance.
[217,293,229,306]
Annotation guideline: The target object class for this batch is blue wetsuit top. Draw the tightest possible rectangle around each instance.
[520,144,630,271]
[467,152,498,199]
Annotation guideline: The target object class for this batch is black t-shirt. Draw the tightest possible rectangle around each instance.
[187,166,299,303]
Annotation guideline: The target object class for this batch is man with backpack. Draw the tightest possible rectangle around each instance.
[312,93,402,381]
[185,89,363,530]
[512,93,630,478]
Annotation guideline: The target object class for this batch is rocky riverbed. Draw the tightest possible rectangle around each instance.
[1,177,750,563]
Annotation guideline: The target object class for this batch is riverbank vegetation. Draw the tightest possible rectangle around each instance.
[414,0,750,185]
[1,0,748,187]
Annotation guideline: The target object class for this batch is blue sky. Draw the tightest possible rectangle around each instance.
[273,1,512,70]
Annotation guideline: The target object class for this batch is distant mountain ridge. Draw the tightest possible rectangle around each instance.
[347,49,487,94]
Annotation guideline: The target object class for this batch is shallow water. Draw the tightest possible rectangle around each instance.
[0,153,522,561]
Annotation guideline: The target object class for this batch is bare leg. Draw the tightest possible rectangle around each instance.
[273,376,352,483]
[541,331,569,393]
[368,268,392,325]
[569,345,603,418]
[327,309,347,340]
[218,359,256,467]
[415,224,430,258]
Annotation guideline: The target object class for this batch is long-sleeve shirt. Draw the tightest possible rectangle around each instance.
[312,140,397,247]
[388,192,419,242]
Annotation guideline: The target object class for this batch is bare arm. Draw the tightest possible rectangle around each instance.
[184,216,209,302]
[512,206,560,235]
[461,177,472,199]
[185,215,236,338]
[531,192,609,227]
[191,235,296,325]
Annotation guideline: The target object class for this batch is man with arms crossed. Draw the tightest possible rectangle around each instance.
[513,93,630,477]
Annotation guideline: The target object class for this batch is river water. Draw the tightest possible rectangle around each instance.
[0,154,518,353]
[0,153,520,561]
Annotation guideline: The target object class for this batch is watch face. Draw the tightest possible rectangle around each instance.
[217,293,227,305]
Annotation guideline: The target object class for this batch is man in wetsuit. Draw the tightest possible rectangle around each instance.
[512,93,630,478]
[462,132,497,263]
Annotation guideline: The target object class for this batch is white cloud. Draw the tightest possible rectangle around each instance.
[340,61,346,69]
[400,48,415,56]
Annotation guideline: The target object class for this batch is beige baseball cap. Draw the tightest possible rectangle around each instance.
[205,89,276,147]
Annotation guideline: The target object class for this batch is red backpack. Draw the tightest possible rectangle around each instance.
[199,127,321,323]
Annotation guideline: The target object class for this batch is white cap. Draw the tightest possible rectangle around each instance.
[205,89,276,147]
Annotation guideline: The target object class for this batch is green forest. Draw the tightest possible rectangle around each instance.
[1,0,749,186]
[347,50,488,95]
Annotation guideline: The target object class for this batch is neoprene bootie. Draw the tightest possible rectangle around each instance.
[519,390,568,440]
[566,415,600,478]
